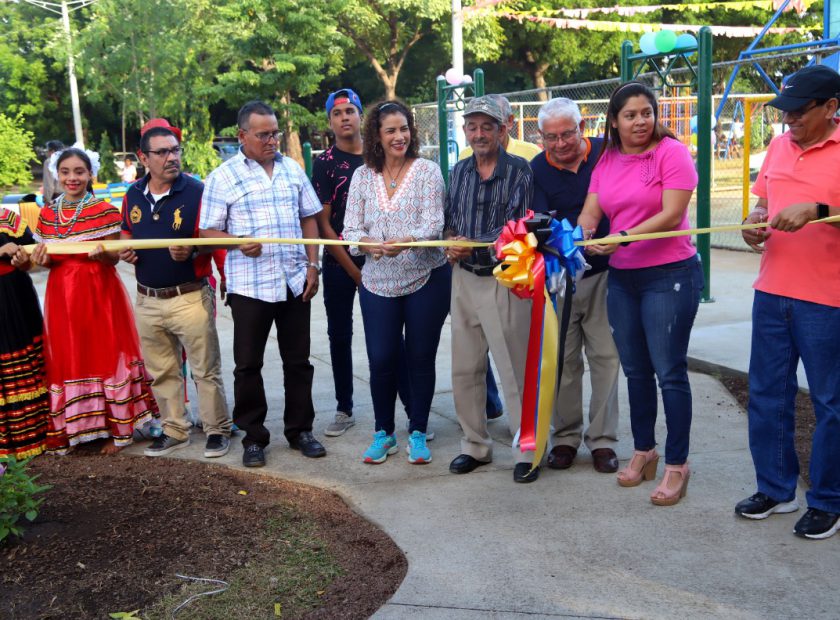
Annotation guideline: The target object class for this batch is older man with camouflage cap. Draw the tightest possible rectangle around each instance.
[444,96,538,483]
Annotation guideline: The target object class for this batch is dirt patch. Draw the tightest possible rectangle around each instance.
[710,369,816,486]
[1,449,406,619]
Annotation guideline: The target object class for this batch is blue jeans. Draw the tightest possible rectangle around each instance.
[360,264,451,434]
[748,291,840,513]
[322,254,365,414]
[607,256,702,464]
[485,363,504,416]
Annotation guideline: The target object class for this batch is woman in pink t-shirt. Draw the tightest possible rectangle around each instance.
[580,82,702,507]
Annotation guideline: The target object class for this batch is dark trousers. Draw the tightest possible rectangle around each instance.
[359,264,451,434]
[228,291,315,448]
[322,254,365,414]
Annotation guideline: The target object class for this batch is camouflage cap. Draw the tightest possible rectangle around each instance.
[463,96,505,124]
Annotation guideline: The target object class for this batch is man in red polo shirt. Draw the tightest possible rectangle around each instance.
[736,65,840,540]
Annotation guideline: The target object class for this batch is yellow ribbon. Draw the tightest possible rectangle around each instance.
[493,233,538,292]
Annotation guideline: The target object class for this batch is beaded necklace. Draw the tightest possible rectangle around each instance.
[53,192,92,239]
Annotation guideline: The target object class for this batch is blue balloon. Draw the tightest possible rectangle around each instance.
[639,32,658,56]
[690,115,698,133]
[675,33,698,51]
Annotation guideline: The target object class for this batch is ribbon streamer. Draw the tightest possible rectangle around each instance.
[494,212,588,469]
[20,215,839,254]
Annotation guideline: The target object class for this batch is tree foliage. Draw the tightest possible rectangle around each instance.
[0,114,35,190]
[96,131,116,183]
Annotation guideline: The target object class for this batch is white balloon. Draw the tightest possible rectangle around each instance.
[461,75,473,83]
[445,68,463,85]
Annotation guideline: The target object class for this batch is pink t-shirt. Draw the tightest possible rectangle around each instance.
[751,120,840,308]
[589,136,698,269]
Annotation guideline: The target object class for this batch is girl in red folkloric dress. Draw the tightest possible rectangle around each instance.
[14,147,158,454]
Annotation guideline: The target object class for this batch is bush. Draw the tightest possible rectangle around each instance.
[0,114,35,190]
[97,131,117,184]
[0,456,50,543]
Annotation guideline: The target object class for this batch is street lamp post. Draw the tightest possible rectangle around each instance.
[7,0,96,147]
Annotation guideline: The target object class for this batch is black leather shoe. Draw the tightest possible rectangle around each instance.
[547,445,577,470]
[734,492,799,520]
[513,462,540,483]
[449,454,489,474]
[242,444,266,468]
[592,448,619,473]
[289,431,326,458]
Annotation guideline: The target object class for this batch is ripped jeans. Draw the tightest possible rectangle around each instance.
[607,255,703,464]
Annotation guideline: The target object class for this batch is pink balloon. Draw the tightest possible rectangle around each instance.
[445,68,463,85]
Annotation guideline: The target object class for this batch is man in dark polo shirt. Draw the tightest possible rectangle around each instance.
[119,119,232,458]
[444,96,537,483]
[532,97,621,474]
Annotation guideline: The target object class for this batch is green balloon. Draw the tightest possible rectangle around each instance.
[655,30,677,54]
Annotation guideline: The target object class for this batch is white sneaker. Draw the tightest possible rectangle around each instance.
[325,412,356,437]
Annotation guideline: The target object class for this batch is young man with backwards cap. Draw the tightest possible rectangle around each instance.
[736,64,840,540]
[312,89,368,436]
[118,118,233,458]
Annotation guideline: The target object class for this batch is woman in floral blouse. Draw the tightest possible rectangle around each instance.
[343,100,450,466]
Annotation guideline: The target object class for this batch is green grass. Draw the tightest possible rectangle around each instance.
[143,502,343,619]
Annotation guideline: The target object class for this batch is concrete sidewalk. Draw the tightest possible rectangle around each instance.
[31,248,838,619]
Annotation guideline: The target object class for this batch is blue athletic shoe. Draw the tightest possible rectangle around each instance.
[363,430,398,464]
[407,430,432,464]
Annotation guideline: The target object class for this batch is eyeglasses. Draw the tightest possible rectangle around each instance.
[783,101,821,121]
[145,146,182,158]
[541,127,579,145]
[251,130,281,143]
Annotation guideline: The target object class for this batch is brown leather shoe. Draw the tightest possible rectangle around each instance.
[592,448,619,473]
[547,445,577,470]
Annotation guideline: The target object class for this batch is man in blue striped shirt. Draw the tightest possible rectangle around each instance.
[444,96,538,483]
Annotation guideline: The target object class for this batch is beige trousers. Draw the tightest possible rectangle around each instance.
[135,286,231,440]
[451,265,532,463]
[551,271,620,451]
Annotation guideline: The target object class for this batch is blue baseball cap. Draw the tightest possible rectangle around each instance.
[326,89,363,116]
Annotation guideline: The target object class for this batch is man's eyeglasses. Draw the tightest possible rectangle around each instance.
[145,146,182,158]
[541,128,579,145]
[251,130,281,144]
[783,101,821,121]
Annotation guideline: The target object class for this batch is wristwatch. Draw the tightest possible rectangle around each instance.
[816,203,829,219]
[307,262,321,275]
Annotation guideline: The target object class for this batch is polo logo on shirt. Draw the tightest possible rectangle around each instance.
[130,205,142,224]
[173,207,183,231]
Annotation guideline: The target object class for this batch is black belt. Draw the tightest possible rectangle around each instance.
[137,279,206,299]
[460,262,496,277]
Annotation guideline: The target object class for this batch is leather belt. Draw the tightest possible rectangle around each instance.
[137,279,206,299]
[460,262,496,277]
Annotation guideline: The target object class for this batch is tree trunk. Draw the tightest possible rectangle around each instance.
[383,72,398,100]
[280,92,304,167]
[533,66,549,102]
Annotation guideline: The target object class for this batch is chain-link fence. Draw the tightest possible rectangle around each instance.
[412,48,839,250]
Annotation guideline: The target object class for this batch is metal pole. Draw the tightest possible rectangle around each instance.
[474,68,484,96]
[303,142,313,179]
[742,99,753,220]
[61,1,85,147]
[696,26,714,302]
[437,76,449,187]
[620,40,634,82]
[451,0,463,77]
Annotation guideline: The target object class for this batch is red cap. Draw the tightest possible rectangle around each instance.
[140,118,182,142]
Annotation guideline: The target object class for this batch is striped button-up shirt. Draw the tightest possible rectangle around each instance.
[200,149,321,303]
[444,147,533,249]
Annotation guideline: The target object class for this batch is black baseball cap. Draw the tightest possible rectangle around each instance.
[768,65,840,112]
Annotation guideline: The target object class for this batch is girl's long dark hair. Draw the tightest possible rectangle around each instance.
[602,81,676,154]
[362,99,419,172]
[56,147,95,195]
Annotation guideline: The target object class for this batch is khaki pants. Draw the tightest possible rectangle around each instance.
[135,286,231,441]
[451,266,532,463]
[551,271,620,451]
